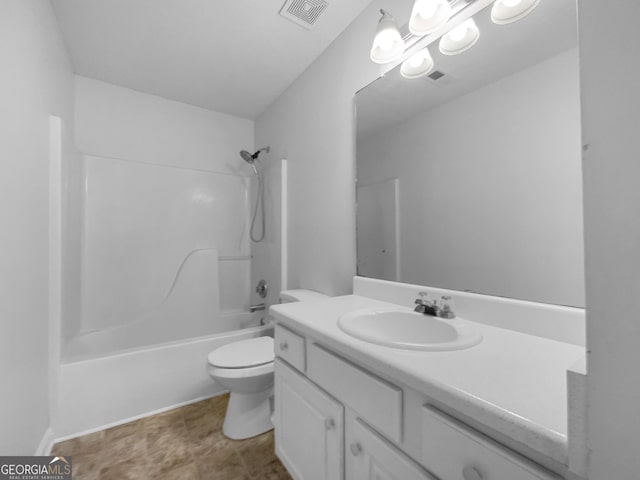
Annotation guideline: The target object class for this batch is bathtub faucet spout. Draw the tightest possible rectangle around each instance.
[249,303,266,313]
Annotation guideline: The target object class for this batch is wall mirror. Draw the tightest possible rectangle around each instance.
[355,0,584,307]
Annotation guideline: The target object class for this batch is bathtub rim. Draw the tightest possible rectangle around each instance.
[61,323,273,365]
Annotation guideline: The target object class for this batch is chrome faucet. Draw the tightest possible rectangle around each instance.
[414,292,456,319]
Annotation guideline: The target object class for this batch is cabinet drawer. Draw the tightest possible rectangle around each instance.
[421,405,561,480]
[275,324,306,372]
[307,343,403,442]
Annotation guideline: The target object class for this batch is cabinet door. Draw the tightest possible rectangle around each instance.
[274,359,344,480]
[348,418,437,480]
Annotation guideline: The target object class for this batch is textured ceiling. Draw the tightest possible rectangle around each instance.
[51,0,373,119]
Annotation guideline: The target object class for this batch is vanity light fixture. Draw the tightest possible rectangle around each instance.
[370,9,406,64]
[400,47,435,79]
[491,0,540,25]
[408,0,452,36]
[439,17,479,55]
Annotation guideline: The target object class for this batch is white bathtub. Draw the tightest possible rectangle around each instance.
[62,310,261,362]
[56,316,272,439]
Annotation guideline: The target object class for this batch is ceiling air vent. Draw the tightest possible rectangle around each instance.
[279,0,329,30]
[424,69,458,87]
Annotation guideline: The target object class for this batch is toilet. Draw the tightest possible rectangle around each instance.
[207,289,329,439]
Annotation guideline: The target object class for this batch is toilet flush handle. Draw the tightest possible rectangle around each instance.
[279,342,288,351]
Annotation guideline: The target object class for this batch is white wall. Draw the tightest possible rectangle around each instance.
[258,0,640,475]
[255,0,413,296]
[358,49,584,307]
[579,2,640,478]
[0,0,74,454]
[74,76,254,173]
[72,77,256,338]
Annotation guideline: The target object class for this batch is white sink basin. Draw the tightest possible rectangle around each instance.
[337,308,482,351]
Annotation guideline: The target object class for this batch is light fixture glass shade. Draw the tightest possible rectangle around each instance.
[409,0,452,36]
[401,48,434,79]
[491,0,541,25]
[439,18,479,55]
[370,10,405,64]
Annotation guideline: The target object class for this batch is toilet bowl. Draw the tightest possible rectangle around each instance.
[207,336,274,439]
[207,289,329,439]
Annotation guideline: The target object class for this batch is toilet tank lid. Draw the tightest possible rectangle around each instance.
[280,289,329,303]
[208,336,274,368]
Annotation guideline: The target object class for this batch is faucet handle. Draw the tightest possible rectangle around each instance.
[414,291,439,316]
[415,291,431,305]
[438,295,456,319]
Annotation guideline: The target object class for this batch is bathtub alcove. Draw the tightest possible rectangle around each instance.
[56,151,283,439]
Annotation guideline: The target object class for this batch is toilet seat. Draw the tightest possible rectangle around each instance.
[208,336,274,369]
[207,361,274,380]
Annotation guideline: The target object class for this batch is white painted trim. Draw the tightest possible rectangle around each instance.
[280,159,288,291]
[35,428,55,456]
[53,392,227,444]
[48,116,62,433]
[568,356,588,478]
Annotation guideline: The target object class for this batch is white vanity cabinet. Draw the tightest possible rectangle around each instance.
[348,417,436,480]
[274,358,344,480]
[273,324,564,480]
[420,406,561,480]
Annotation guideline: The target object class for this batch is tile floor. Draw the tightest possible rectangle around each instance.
[51,394,292,480]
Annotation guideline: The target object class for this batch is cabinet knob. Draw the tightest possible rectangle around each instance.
[462,466,483,480]
[279,342,288,351]
[324,418,335,430]
[349,442,362,456]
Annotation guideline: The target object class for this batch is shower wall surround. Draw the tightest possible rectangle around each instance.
[81,155,250,332]
[67,76,255,350]
[249,158,285,310]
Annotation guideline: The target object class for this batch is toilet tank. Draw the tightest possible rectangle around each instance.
[279,289,329,304]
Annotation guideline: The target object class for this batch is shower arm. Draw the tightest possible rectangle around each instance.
[253,146,270,159]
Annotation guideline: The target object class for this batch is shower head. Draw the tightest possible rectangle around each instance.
[239,146,270,164]
[240,150,255,164]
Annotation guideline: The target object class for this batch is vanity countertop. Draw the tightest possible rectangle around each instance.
[270,294,585,466]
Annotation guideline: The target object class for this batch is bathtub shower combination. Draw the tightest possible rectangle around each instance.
[57,145,282,438]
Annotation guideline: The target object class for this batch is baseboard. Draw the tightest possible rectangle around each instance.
[53,392,226,444]
[35,427,55,456]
